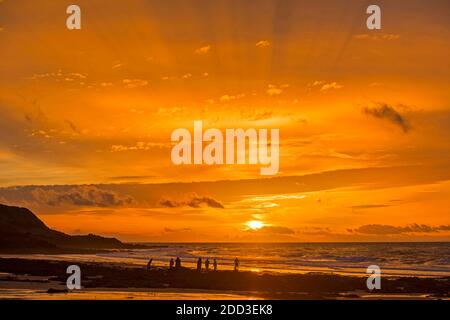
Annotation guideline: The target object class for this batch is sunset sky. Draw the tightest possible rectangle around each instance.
[0,0,449,242]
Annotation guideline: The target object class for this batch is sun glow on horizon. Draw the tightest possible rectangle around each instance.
[247,220,264,230]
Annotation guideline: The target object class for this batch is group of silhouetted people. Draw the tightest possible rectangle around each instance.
[195,257,218,272]
[168,257,182,269]
[147,257,181,270]
[146,257,240,272]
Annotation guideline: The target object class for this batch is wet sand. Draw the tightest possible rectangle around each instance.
[0,258,449,300]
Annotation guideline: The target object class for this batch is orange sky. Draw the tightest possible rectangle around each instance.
[0,0,449,242]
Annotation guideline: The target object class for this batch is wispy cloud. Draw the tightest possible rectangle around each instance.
[219,93,245,102]
[247,225,295,235]
[256,40,271,48]
[266,84,289,96]
[164,227,191,233]
[195,45,211,55]
[308,81,343,92]
[349,204,392,210]
[27,70,88,84]
[363,103,411,133]
[27,186,135,207]
[246,194,306,202]
[240,109,273,121]
[64,119,81,134]
[111,141,166,152]
[161,73,205,81]
[351,223,450,235]
[112,62,124,69]
[159,193,224,209]
[123,79,148,89]
[320,82,343,91]
[354,33,400,41]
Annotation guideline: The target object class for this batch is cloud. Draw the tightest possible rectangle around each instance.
[246,194,306,202]
[309,81,343,92]
[298,227,333,236]
[363,103,411,133]
[195,45,211,55]
[27,70,87,85]
[65,119,81,134]
[351,224,450,235]
[2,165,449,211]
[354,33,400,41]
[349,204,392,209]
[111,141,166,152]
[240,109,273,121]
[123,79,148,89]
[161,73,204,81]
[68,73,87,80]
[164,227,191,233]
[220,95,233,102]
[248,225,295,235]
[112,62,124,69]
[159,194,224,209]
[157,106,186,116]
[320,82,343,91]
[256,40,271,48]
[29,186,136,207]
[108,175,155,182]
[219,94,245,102]
[266,84,289,96]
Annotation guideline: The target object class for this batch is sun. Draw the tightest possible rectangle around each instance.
[247,220,264,230]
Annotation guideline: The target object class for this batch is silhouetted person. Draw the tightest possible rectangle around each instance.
[205,258,210,272]
[197,257,202,272]
[175,257,181,269]
[213,258,218,271]
[169,258,174,269]
[147,258,153,270]
[234,258,239,272]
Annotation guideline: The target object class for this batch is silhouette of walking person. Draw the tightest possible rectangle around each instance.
[234,258,239,272]
[147,258,153,270]
[205,258,210,272]
[169,258,174,269]
[213,258,218,271]
[175,257,181,269]
[197,257,202,272]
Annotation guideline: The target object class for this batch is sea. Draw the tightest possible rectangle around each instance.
[3,242,449,277]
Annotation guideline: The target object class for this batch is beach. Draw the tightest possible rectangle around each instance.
[0,256,449,300]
